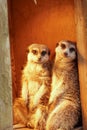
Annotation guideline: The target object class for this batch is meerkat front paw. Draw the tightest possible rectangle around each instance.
[27,121,34,129]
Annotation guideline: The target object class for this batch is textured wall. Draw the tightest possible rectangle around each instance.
[0,0,13,129]
[74,0,87,129]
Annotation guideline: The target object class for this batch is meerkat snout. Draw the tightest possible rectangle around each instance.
[64,52,68,57]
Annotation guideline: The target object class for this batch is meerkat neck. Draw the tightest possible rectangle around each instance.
[25,61,51,78]
[54,59,77,70]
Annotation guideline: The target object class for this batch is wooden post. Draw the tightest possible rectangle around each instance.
[0,0,13,130]
[74,0,87,129]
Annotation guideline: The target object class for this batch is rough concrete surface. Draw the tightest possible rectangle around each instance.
[0,0,13,129]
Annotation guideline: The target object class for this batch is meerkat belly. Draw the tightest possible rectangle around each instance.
[28,80,44,110]
[28,81,40,100]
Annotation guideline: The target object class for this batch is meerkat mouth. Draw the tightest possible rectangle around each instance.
[57,57,75,64]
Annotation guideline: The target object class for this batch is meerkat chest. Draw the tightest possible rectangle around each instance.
[52,74,64,90]
[29,63,45,74]
[27,80,41,96]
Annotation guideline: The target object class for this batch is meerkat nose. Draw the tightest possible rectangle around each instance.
[64,52,68,57]
[38,57,41,61]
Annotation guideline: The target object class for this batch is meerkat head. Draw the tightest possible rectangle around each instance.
[55,40,76,62]
[26,43,50,63]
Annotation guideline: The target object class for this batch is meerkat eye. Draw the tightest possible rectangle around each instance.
[41,51,47,56]
[61,43,66,49]
[70,48,75,53]
[32,50,38,55]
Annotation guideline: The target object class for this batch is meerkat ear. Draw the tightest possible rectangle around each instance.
[48,49,51,55]
[26,48,29,54]
[56,42,59,47]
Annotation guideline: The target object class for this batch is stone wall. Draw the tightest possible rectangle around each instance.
[0,0,13,129]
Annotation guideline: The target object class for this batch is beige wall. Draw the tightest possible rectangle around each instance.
[0,0,13,129]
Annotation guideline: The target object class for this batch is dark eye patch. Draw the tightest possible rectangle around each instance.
[41,51,47,56]
[61,43,66,49]
[32,50,38,55]
[70,48,75,52]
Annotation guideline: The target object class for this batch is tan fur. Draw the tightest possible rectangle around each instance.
[16,43,52,130]
[13,98,28,125]
[46,40,81,130]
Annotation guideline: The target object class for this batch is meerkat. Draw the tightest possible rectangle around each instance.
[19,43,52,130]
[46,40,81,130]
